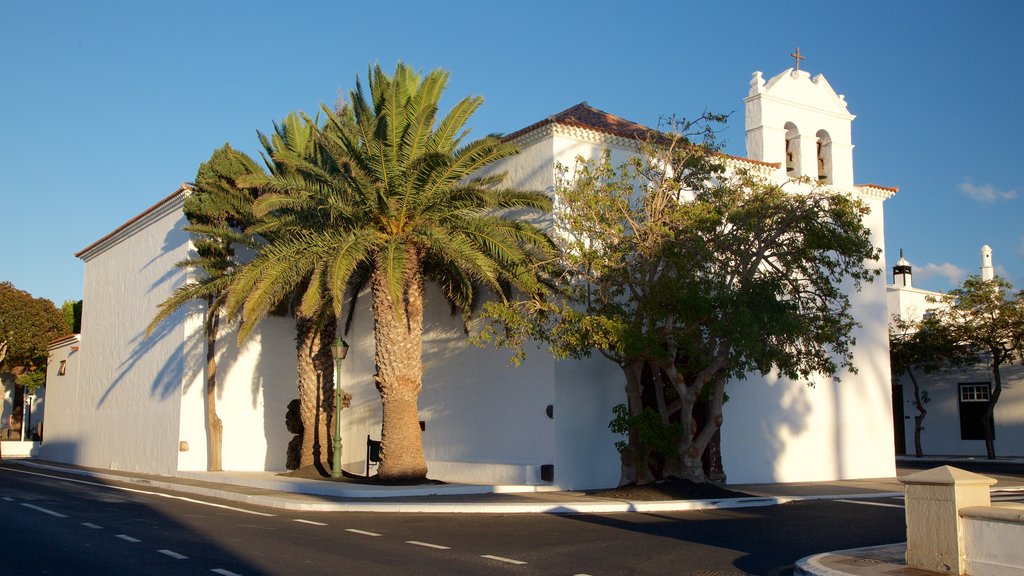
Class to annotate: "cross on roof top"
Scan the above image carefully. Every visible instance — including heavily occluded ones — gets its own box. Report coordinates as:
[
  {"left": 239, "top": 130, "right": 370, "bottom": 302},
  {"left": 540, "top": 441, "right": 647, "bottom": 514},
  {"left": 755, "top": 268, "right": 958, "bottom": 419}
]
[{"left": 790, "top": 47, "right": 806, "bottom": 71}]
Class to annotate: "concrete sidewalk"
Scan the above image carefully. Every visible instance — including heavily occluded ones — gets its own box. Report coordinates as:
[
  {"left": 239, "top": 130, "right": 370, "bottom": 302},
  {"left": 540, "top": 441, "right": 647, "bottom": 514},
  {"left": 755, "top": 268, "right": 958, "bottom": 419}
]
[
  {"left": 7, "top": 457, "right": 909, "bottom": 514},
  {"left": 793, "top": 543, "right": 947, "bottom": 576}
]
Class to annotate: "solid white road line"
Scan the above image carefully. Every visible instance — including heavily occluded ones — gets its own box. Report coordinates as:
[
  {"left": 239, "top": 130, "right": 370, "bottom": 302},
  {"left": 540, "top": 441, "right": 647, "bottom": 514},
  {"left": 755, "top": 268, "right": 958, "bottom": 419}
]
[
  {"left": 293, "top": 519, "right": 327, "bottom": 526},
  {"left": 116, "top": 534, "right": 141, "bottom": 543},
  {"left": 481, "top": 555, "right": 527, "bottom": 565},
  {"left": 406, "top": 540, "right": 450, "bottom": 550},
  {"left": 211, "top": 570, "right": 244, "bottom": 576},
  {"left": 158, "top": 549, "right": 188, "bottom": 560},
  {"left": 2, "top": 467, "right": 275, "bottom": 517},
  {"left": 20, "top": 503, "right": 68, "bottom": 517},
  {"left": 82, "top": 522, "right": 103, "bottom": 529},
  {"left": 345, "top": 528, "right": 382, "bottom": 536},
  {"left": 835, "top": 499, "right": 905, "bottom": 509}
]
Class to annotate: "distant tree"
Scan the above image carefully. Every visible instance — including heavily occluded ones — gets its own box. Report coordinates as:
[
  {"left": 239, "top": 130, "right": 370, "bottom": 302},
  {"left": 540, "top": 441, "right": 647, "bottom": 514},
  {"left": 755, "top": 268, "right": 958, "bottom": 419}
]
[
  {"left": 0, "top": 282, "right": 66, "bottom": 436},
  {"left": 928, "top": 276, "right": 1024, "bottom": 459},
  {"left": 60, "top": 299, "right": 82, "bottom": 333},
  {"left": 889, "top": 313, "right": 975, "bottom": 458},
  {"left": 0, "top": 282, "right": 67, "bottom": 386},
  {"left": 478, "top": 120, "right": 879, "bottom": 485}
]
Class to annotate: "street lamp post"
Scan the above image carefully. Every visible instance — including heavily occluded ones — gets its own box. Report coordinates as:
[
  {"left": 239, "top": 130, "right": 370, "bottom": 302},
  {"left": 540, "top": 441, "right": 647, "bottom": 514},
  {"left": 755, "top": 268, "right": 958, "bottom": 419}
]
[{"left": 331, "top": 337, "right": 349, "bottom": 479}]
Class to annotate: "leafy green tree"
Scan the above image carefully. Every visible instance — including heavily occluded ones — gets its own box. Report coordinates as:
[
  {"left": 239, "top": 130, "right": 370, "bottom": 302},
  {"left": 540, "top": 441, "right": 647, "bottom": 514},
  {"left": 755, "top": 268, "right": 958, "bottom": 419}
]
[
  {"left": 228, "top": 63, "right": 557, "bottom": 481},
  {"left": 928, "top": 276, "right": 1024, "bottom": 459},
  {"left": 889, "top": 313, "right": 975, "bottom": 458},
  {"left": 478, "top": 122, "right": 879, "bottom": 485},
  {"left": 0, "top": 282, "right": 67, "bottom": 384},
  {"left": 60, "top": 300, "right": 82, "bottom": 333}
]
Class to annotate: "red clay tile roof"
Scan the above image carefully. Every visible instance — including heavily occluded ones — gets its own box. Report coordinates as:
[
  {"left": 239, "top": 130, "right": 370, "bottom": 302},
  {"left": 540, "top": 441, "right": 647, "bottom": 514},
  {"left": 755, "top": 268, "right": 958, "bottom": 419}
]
[
  {"left": 503, "top": 101, "right": 655, "bottom": 141},
  {"left": 503, "top": 102, "right": 780, "bottom": 168},
  {"left": 503, "top": 102, "right": 658, "bottom": 143},
  {"left": 857, "top": 183, "right": 899, "bottom": 193}
]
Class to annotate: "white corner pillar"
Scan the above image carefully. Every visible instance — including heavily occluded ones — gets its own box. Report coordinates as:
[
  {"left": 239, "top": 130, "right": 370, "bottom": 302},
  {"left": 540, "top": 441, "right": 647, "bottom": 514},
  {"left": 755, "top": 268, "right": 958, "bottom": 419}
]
[{"left": 900, "top": 465, "right": 996, "bottom": 575}]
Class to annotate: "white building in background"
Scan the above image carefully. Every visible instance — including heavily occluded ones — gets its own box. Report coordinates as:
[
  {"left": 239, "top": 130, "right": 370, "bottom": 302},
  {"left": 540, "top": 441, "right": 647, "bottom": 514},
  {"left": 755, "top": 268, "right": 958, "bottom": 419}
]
[
  {"left": 41, "top": 66, "right": 898, "bottom": 488},
  {"left": 888, "top": 246, "right": 1024, "bottom": 457}
]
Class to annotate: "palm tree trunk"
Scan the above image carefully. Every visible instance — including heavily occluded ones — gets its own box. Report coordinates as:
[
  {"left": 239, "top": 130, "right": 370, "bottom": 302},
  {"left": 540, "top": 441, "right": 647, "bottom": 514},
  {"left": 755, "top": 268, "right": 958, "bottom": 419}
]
[
  {"left": 205, "top": 300, "right": 223, "bottom": 471},
  {"left": 295, "top": 314, "right": 327, "bottom": 472},
  {"left": 317, "top": 318, "right": 337, "bottom": 470},
  {"left": 372, "top": 253, "right": 428, "bottom": 481}
]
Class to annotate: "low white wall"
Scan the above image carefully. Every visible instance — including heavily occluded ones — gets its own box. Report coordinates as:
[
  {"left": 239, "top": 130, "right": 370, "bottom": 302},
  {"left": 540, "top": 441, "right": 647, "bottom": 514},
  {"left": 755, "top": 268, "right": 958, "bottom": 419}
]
[
  {"left": 1, "top": 441, "right": 41, "bottom": 458},
  {"left": 962, "top": 504, "right": 1024, "bottom": 576}
]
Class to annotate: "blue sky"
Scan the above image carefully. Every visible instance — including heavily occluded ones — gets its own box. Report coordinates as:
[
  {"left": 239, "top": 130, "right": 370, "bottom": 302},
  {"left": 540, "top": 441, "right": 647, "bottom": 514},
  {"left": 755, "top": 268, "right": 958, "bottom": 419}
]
[{"left": 2, "top": 1, "right": 1022, "bottom": 307}]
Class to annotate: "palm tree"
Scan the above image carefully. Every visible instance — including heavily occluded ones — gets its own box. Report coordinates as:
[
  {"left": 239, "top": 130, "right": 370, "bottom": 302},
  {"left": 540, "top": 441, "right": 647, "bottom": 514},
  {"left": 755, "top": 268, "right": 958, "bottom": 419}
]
[
  {"left": 148, "top": 144, "right": 262, "bottom": 471},
  {"left": 228, "top": 63, "right": 557, "bottom": 481}
]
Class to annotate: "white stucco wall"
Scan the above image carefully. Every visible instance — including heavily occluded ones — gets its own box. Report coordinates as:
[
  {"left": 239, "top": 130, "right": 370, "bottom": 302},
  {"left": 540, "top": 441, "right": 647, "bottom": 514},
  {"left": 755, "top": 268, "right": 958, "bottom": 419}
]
[
  {"left": 722, "top": 190, "right": 895, "bottom": 484},
  {"left": 887, "top": 284, "right": 942, "bottom": 323},
  {"left": 338, "top": 283, "right": 563, "bottom": 484},
  {"left": 897, "top": 363, "right": 1023, "bottom": 458},
  {"left": 40, "top": 336, "right": 81, "bottom": 439},
  {"left": 176, "top": 315, "right": 297, "bottom": 472},
  {"left": 41, "top": 194, "right": 191, "bottom": 475},
  {"left": 553, "top": 354, "right": 624, "bottom": 489}
]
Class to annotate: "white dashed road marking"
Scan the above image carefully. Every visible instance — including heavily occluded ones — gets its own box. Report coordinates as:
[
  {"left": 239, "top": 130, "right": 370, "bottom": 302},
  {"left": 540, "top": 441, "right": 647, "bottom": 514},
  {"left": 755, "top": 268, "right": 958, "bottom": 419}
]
[
  {"left": 20, "top": 503, "right": 67, "bottom": 517},
  {"left": 158, "top": 549, "right": 188, "bottom": 560},
  {"left": 345, "top": 528, "right": 382, "bottom": 536},
  {"left": 835, "top": 499, "right": 904, "bottom": 509},
  {"left": 211, "top": 569, "right": 243, "bottom": 576},
  {"left": 481, "top": 554, "right": 527, "bottom": 565},
  {"left": 2, "top": 497, "right": 14, "bottom": 501},
  {"left": 293, "top": 519, "right": 327, "bottom": 526},
  {"left": 406, "top": 540, "right": 450, "bottom": 550},
  {"left": 116, "top": 534, "right": 141, "bottom": 543},
  {"left": 82, "top": 523, "right": 103, "bottom": 529}
]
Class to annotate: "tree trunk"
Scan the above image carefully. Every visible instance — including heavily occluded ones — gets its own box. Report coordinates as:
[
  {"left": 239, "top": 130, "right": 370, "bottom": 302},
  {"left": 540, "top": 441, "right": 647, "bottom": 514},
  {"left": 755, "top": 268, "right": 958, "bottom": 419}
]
[
  {"left": 671, "top": 374, "right": 725, "bottom": 482},
  {"left": 618, "top": 360, "right": 654, "bottom": 486},
  {"left": 906, "top": 367, "right": 926, "bottom": 459},
  {"left": 372, "top": 252, "right": 428, "bottom": 481},
  {"left": 205, "top": 302, "right": 223, "bottom": 472},
  {"left": 984, "top": 362, "right": 1003, "bottom": 460},
  {"left": 295, "top": 314, "right": 327, "bottom": 473},
  {"left": 318, "top": 319, "right": 337, "bottom": 471}
]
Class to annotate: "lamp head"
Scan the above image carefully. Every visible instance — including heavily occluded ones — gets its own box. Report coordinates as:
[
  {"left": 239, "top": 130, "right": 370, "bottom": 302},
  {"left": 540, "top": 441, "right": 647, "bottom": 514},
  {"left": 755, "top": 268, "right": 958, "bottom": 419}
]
[{"left": 332, "top": 337, "right": 349, "bottom": 361}]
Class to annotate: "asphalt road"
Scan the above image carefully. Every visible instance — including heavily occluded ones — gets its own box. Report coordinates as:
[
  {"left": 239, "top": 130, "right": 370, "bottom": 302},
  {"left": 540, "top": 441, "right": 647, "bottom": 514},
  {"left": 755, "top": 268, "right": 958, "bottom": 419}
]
[{"left": 2, "top": 462, "right": 1021, "bottom": 576}]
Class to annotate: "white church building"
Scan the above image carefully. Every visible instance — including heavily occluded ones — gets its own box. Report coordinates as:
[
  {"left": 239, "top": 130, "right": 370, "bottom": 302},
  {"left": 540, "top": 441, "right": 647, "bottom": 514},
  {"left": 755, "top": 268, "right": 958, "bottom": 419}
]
[
  {"left": 888, "top": 246, "right": 1024, "bottom": 458},
  {"left": 41, "top": 66, "right": 898, "bottom": 489}
]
